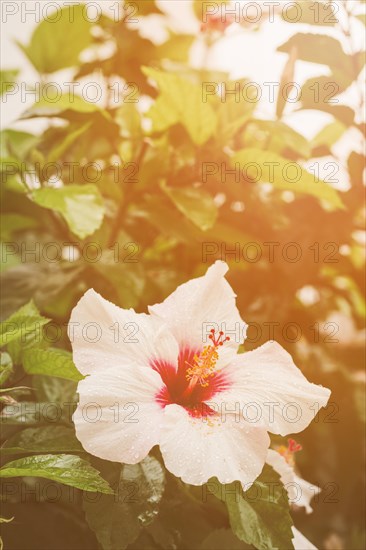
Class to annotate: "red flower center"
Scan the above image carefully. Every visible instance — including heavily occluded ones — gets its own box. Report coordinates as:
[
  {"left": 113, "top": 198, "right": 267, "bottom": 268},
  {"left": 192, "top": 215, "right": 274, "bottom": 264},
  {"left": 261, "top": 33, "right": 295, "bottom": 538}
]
[{"left": 152, "top": 330, "right": 231, "bottom": 418}]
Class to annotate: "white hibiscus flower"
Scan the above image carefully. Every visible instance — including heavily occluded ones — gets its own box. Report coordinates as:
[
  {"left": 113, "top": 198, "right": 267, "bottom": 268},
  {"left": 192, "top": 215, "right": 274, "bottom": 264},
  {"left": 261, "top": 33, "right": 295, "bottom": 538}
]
[
  {"left": 267, "top": 439, "right": 321, "bottom": 549},
  {"left": 69, "top": 261, "right": 330, "bottom": 488},
  {"left": 267, "top": 439, "right": 321, "bottom": 514}
]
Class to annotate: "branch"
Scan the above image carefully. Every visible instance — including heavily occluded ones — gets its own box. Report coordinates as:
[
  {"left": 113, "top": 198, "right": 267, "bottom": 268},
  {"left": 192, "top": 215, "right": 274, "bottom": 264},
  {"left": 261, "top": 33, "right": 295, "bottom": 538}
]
[{"left": 107, "top": 139, "right": 149, "bottom": 247}]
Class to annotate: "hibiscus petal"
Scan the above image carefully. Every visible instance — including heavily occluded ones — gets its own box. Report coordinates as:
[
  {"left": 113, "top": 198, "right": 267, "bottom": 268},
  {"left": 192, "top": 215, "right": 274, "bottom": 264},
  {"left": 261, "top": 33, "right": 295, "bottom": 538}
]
[
  {"left": 159, "top": 403, "right": 269, "bottom": 486},
  {"left": 73, "top": 365, "right": 164, "bottom": 463},
  {"left": 207, "top": 341, "right": 331, "bottom": 435},
  {"left": 148, "top": 261, "right": 247, "bottom": 367},
  {"left": 292, "top": 527, "right": 317, "bottom": 550},
  {"left": 294, "top": 474, "right": 321, "bottom": 514},
  {"left": 69, "top": 288, "right": 179, "bottom": 375},
  {"left": 266, "top": 450, "right": 320, "bottom": 513}
]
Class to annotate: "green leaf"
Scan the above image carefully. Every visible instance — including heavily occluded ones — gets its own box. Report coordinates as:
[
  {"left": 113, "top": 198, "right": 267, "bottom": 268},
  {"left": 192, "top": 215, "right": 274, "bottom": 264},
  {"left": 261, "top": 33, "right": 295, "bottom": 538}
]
[
  {"left": 312, "top": 121, "right": 346, "bottom": 149},
  {"left": 0, "top": 401, "right": 63, "bottom": 425},
  {"left": 246, "top": 120, "right": 311, "bottom": 159},
  {"left": 276, "top": 45, "right": 297, "bottom": 119},
  {"left": 0, "top": 300, "right": 50, "bottom": 347},
  {"left": 92, "top": 251, "right": 145, "bottom": 309},
  {"left": 140, "top": 194, "right": 202, "bottom": 244},
  {"left": 143, "top": 67, "right": 217, "bottom": 145},
  {"left": 200, "top": 529, "right": 250, "bottom": 549},
  {"left": 278, "top": 34, "right": 350, "bottom": 75},
  {"left": 116, "top": 104, "right": 142, "bottom": 141},
  {"left": 304, "top": 102, "right": 355, "bottom": 126},
  {"left": 0, "top": 129, "right": 39, "bottom": 159},
  {"left": 22, "top": 347, "right": 83, "bottom": 382},
  {"left": 0, "top": 242, "right": 20, "bottom": 274},
  {"left": 0, "top": 454, "right": 113, "bottom": 493},
  {"left": 146, "top": 478, "right": 214, "bottom": 549},
  {"left": 0, "top": 70, "right": 19, "bottom": 97},
  {"left": 0, "top": 386, "right": 31, "bottom": 394},
  {"left": 5, "top": 302, "right": 57, "bottom": 364},
  {"left": 16, "top": 5, "right": 93, "bottom": 73},
  {"left": 333, "top": 275, "right": 365, "bottom": 318},
  {"left": 0, "top": 352, "right": 13, "bottom": 386},
  {"left": 33, "top": 375, "right": 77, "bottom": 404},
  {"left": 232, "top": 148, "right": 344, "bottom": 209},
  {"left": 353, "top": 50, "right": 366, "bottom": 75},
  {"left": 348, "top": 151, "right": 365, "bottom": 187},
  {"left": 282, "top": 1, "right": 338, "bottom": 26},
  {"left": 216, "top": 80, "right": 257, "bottom": 143},
  {"left": 47, "top": 122, "right": 92, "bottom": 163},
  {"left": 84, "top": 456, "right": 165, "bottom": 550},
  {"left": 207, "top": 465, "right": 294, "bottom": 550},
  {"left": 21, "top": 94, "right": 110, "bottom": 119},
  {"left": 1, "top": 213, "right": 39, "bottom": 240},
  {"left": 1, "top": 402, "right": 38, "bottom": 425},
  {"left": 300, "top": 74, "right": 351, "bottom": 113},
  {"left": 1, "top": 426, "right": 83, "bottom": 454},
  {"left": 31, "top": 184, "right": 105, "bottom": 239},
  {"left": 0, "top": 156, "right": 22, "bottom": 179},
  {"left": 279, "top": 36, "right": 364, "bottom": 118},
  {"left": 157, "top": 33, "right": 195, "bottom": 62},
  {"left": 133, "top": 0, "right": 163, "bottom": 15},
  {"left": 161, "top": 182, "right": 218, "bottom": 231}
]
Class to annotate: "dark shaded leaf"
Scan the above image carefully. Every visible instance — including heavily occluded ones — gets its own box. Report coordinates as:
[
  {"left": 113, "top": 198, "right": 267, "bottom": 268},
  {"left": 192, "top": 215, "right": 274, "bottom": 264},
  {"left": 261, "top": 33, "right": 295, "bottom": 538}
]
[
  {"left": 83, "top": 456, "right": 165, "bottom": 550},
  {"left": 207, "top": 465, "right": 294, "bottom": 550},
  {"left": 1, "top": 425, "right": 83, "bottom": 454}
]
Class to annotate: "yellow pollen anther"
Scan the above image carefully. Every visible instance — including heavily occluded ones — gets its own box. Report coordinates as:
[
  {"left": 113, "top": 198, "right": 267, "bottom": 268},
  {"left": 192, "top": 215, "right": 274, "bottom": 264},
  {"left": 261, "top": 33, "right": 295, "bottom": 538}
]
[
  {"left": 186, "top": 345, "right": 219, "bottom": 388},
  {"left": 184, "top": 330, "right": 230, "bottom": 396}
]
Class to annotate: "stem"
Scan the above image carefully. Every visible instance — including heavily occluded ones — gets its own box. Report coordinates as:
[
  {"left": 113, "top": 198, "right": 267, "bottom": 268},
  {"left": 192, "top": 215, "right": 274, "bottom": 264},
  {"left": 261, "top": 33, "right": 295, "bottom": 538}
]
[
  {"left": 106, "top": 76, "right": 114, "bottom": 109},
  {"left": 20, "top": 172, "right": 32, "bottom": 192},
  {"left": 201, "top": 36, "right": 212, "bottom": 73},
  {"left": 107, "top": 139, "right": 149, "bottom": 247}
]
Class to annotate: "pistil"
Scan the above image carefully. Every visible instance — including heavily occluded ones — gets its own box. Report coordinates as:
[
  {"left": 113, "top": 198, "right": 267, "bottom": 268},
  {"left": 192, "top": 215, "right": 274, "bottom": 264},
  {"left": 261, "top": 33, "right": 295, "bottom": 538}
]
[
  {"left": 183, "top": 329, "right": 230, "bottom": 398},
  {"left": 277, "top": 438, "right": 303, "bottom": 466}
]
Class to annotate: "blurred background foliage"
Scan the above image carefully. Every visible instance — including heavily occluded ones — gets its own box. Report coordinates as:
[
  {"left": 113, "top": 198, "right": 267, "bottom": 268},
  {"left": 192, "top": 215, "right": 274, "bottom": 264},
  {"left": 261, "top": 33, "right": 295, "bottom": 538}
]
[{"left": 0, "top": 1, "right": 365, "bottom": 549}]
